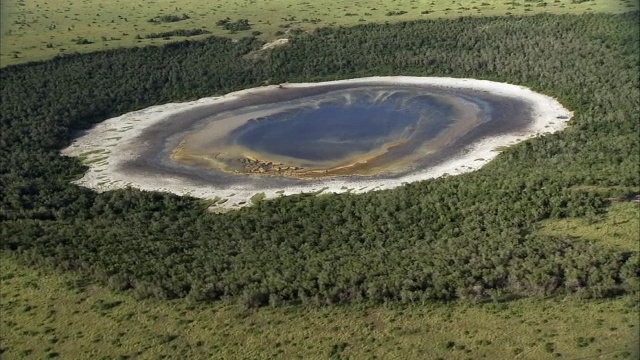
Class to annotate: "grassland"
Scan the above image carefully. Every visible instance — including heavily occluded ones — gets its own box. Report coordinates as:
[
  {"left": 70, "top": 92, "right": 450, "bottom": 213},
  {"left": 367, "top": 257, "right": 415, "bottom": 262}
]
[
  {"left": 1, "top": 255, "right": 638, "bottom": 359},
  {"left": 1, "top": 0, "right": 638, "bottom": 67},
  {"left": 538, "top": 202, "right": 640, "bottom": 252},
  {"left": 1, "top": 202, "right": 638, "bottom": 359}
]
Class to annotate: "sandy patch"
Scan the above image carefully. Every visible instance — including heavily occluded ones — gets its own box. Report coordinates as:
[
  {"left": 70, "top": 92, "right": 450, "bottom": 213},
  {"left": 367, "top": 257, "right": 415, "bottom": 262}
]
[
  {"left": 61, "top": 76, "right": 572, "bottom": 210},
  {"left": 261, "top": 38, "right": 289, "bottom": 50}
]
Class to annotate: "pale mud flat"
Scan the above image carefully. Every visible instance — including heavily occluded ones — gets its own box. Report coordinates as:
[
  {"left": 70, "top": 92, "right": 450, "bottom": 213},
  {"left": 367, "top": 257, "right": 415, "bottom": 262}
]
[{"left": 61, "top": 76, "right": 573, "bottom": 210}]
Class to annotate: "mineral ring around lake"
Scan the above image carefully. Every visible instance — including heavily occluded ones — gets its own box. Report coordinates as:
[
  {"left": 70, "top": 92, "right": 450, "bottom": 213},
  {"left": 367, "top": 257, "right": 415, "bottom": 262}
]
[{"left": 62, "top": 77, "right": 573, "bottom": 210}]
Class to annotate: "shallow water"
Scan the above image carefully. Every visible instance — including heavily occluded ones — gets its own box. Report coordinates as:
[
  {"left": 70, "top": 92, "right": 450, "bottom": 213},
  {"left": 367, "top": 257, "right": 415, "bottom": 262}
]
[
  {"left": 231, "top": 91, "right": 451, "bottom": 162},
  {"left": 172, "top": 86, "right": 487, "bottom": 177}
]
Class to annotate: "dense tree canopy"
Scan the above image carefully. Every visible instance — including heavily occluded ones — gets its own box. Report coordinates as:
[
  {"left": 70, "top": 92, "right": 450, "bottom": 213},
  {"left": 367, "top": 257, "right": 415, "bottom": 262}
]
[{"left": 0, "top": 12, "right": 638, "bottom": 307}]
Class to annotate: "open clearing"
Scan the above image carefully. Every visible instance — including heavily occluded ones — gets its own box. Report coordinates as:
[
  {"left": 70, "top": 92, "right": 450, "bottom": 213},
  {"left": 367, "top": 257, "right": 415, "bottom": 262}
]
[
  {"left": 1, "top": 0, "right": 637, "bottom": 66},
  {"left": 538, "top": 201, "right": 640, "bottom": 252}
]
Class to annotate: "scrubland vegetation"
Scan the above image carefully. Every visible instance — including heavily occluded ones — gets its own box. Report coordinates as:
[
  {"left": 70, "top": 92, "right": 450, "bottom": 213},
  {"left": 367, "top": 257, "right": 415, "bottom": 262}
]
[
  {"left": 1, "top": 252, "right": 637, "bottom": 359},
  {"left": 2, "top": 11, "right": 638, "bottom": 306},
  {"left": 1, "top": 0, "right": 638, "bottom": 66},
  {"left": 0, "top": 6, "right": 638, "bottom": 359}
]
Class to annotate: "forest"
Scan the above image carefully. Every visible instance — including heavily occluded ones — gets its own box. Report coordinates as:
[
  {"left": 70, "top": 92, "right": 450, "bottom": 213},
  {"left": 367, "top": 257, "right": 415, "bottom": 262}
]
[{"left": 0, "top": 12, "right": 638, "bottom": 308}]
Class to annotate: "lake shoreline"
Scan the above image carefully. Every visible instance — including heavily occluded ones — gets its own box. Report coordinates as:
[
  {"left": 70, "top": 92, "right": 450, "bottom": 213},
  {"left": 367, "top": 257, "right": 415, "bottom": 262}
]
[{"left": 61, "top": 76, "right": 573, "bottom": 209}]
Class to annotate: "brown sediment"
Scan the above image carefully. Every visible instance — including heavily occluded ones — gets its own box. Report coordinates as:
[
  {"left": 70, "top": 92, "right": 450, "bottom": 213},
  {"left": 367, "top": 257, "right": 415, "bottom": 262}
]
[
  {"left": 170, "top": 120, "right": 461, "bottom": 179},
  {"left": 172, "top": 136, "right": 413, "bottom": 178},
  {"left": 170, "top": 91, "right": 483, "bottom": 179}
]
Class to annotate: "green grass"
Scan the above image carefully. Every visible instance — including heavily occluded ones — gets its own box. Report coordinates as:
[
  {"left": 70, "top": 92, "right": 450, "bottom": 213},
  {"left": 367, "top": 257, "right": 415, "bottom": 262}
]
[
  {"left": 2, "top": 251, "right": 639, "bottom": 359},
  {"left": 250, "top": 192, "right": 266, "bottom": 204},
  {"left": 76, "top": 149, "right": 108, "bottom": 161},
  {"left": 537, "top": 202, "right": 640, "bottom": 252},
  {"left": 2, "top": 0, "right": 637, "bottom": 67},
  {"left": 82, "top": 156, "right": 109, "bottom": 165},
  {"left": 2, "top": 194, "right": 637, "bottom": 358}
]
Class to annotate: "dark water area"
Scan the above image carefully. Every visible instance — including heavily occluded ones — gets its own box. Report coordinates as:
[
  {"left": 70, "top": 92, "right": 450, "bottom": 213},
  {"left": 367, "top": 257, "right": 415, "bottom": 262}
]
[
  {"left": 228, "top": 91, "right": 454, "bottom": 164},
  {"left": 120, "top": 81, "right": 533, "bottom": 188},
  {"left": 171, "top": 86, "right": 485, "bottom": 177}
]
